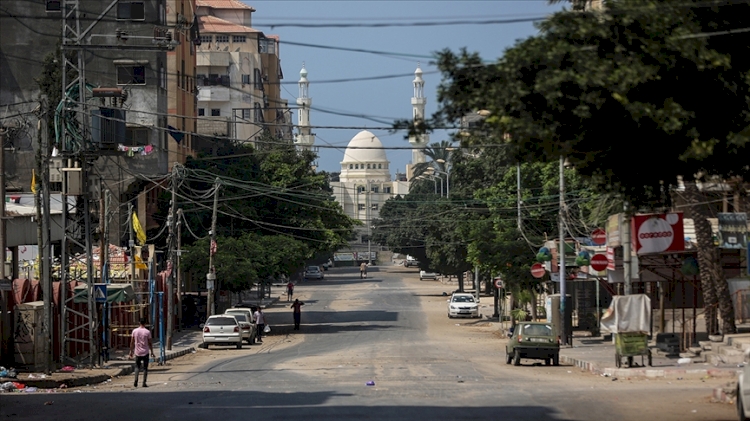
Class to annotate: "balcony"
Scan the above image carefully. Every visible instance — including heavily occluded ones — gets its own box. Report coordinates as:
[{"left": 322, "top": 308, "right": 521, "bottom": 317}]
[
  {"left": 197, "top": 51, "right": 230, "bottom": 67},
  {"left": 197, "top": 86, "right": 230, "bottom": 102}
]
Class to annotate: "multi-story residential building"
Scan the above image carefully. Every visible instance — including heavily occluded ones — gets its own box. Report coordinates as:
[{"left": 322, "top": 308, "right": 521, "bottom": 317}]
[
  {"left": 166, "top": 0, "right": 199, "bottom": 167},
  {"left": 195, "top": 0, "right": 292, "bottom": 146},
  {"left": 0, "top": 0, "right": 198, "bottom": 243}
]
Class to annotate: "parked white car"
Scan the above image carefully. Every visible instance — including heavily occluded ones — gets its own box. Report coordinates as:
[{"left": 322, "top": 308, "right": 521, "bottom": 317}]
[
  {"left": 737, "top": 352, "right": 750, "bottom": 420},
  {"left": 225, "top": 309, "right": 256, "bottom": 344},
  {"left": 304, "top": 265, "right": 324, "bottom": 280},
  {"left": 419, "top": 270, "right": 439, "bottom": 280},
  {"left": 202, "top": 315, "right": 243, "bottom": 349},
  {"left": 447, "top": 293, "right": 480, "bottom": 318}
]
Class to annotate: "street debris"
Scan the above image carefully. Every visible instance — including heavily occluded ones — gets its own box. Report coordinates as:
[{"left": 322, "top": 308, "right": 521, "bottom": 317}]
[
  {"left": 61, "top": 366, "right": 76, "bottom": 373},
  {"left": 366, "top": 381, "right": 375, "bottom": 386},
  {"left": 44, "top": 401, "right": 54, "bottom": 405}
]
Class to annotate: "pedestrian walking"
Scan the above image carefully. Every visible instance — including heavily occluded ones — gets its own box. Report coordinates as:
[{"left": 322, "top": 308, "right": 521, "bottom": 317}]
[
  {"left": 254, "top": 308, "right": 265, "bottom": 343},
  {"left": 129, "top": 318, "right": 155, "bottom": 388},
  {"left": 360, "top": 262, "right": 368, "bottom": 279},
  {"left": 287, "top": 281, "right": 294, "bottom": 301},
  {"left": 290, "top": 299, "right": 305, "bottom": 330}
]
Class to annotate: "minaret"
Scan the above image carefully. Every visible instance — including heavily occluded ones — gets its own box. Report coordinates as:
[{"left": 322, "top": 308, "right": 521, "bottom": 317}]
[
  {"left": 408, "top": 64, "right": 429, "bottom": 164},
  {"left": 295, "top": 64, "right": 315, "bottom": 150}
]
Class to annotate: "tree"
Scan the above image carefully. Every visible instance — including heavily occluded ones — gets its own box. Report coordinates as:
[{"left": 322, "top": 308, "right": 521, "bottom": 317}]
[{"left": 429, "top": 0, "right": 749, "bottom": 333}]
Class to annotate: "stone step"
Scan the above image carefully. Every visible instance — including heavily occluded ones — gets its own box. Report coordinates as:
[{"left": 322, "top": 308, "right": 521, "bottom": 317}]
[
  {"left": 709, "top": 352, "right": 745, "bottom": 365},
  {"left": 687, "top": 347, "right": 702, "bottom": 355},
  {"left": 699, "top": 340, "right": 713, "bottom": 351}
]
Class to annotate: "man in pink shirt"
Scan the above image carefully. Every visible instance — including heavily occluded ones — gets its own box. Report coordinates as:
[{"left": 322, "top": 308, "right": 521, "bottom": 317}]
[{"left": 129, "top": 318, "right": 154, "bottom": 388}]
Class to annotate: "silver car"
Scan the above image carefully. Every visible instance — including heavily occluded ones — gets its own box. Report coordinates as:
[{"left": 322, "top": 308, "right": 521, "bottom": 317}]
[
  {"left": 304, "top": 265, "right": 324, "bottom": 280},
  {"left": 447, "top": 293, "right": 480, "bottom": 318},
  {"left": 202, "top": 315, "right": 242, "bottom": 349},
  {"left": 224, "top": 307, "right": 257, "bottom": 345}
]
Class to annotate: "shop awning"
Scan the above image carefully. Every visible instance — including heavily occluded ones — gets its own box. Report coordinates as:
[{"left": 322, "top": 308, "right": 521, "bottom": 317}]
[{"left": 73, "top": 283, "right": 136, "bottom": 303}]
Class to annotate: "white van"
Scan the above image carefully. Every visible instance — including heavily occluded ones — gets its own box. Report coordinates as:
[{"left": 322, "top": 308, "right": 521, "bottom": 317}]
[{"left": 405, "top": 255, "right": 419, "bottom": 268}]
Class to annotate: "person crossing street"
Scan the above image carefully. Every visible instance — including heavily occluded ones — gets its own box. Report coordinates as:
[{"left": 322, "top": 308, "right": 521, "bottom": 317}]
[{"left": 290, "top": 299, "right": 305, "bottom": 330}]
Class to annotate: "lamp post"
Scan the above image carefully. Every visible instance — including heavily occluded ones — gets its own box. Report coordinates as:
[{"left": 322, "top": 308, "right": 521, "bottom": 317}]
[
  {"left": 424, "top": 168, "right": 445, "bottom": 197},
  {"left": 416, "top": 175, "right": 438, "bottom": 194},
  {"left": 432, "top": 167, "right": 450, "bottom": 198}
]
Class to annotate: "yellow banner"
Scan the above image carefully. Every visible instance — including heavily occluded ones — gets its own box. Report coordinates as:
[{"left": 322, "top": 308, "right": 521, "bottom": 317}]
[{"left": 133, "top": 212, "right": 147, "bottom": 245}]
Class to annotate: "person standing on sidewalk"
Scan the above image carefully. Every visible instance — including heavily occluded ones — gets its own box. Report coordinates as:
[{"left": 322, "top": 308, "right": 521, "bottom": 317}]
[
  {"left": 360, "top": 262, "right": 368, "bottom": 279},
  {"left": 254, "top": 308, "right": 265, "bottom": 343},
  {"left": 290, "top": 299, "right": 305, "bottom": 330},
  {"left": 129, "top": 318, "right": 155, "bottom": 388},
  {"left": 287, "top": 281, "right": 294, "bottom": 301}
]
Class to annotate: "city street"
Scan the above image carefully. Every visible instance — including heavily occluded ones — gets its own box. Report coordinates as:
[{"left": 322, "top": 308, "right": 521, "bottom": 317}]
[{"left": 0, "top": 267, "right": 736, "bottom": 421}]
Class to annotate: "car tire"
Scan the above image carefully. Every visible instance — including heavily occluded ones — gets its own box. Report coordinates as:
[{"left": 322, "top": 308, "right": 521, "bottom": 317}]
[
  {"left": 513, "top": 350, "right": 521, "bottom": 366},
  {"left": 738, "top": 387, "right": 748, "bottom": 421},
  {"left": 552, "top": 353, "right": 560, "bottom": 366},
  {"left": 545, "top": 358, "right": 551, "bottom": 366},
  {"left": 236, "top": 341, "right": 242, "bottom": 350},
  {"left": 505, "top": 350, "right": 513, "bottom": 365}
]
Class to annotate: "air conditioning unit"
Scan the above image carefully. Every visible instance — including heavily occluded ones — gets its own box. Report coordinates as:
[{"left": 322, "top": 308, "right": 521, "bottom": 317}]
[{"left": 49, "top": 157, "right": 64, "bottom": 183}]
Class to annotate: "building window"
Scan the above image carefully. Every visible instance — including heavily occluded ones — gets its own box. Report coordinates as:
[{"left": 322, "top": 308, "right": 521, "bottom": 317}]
[
  {"left": 242, "top": 74, "right": 251, "bottom": 85},
  {"left": 355, "top": 164, "right": 359, "bottom": 169},
  {"left": 215, "top": 35, "right": 229, "bottom": 43},
  {"left": 357, "top": 186, "right": 365, "bottom": 193},
  {"left": 117, "top": 1, "right": 145, "bottom": 20},
  {"left": 233, "top": 35, "right": 246, "bottom": 43},
  {"left": 366, "top": 164, "right": 370, "bottom": 169},
  {"left": 371, "top": 186, "right": 379, "bottom": 193},
  {"left": 46, "top": 1, "right": 61, "bottom": 11},
  {"left": 349, "top": 164, "right": 353, "bottom": 169},
  {"left": 125, "top": 127, "right": 149, "bottom": 146},
  {"left": 211, "top": 109, "right": 220, "bottom": 117},
  {"left": 200, "top": 35, "right": 212, "bottom": 44},
  {"left": 371, "top": 204, "right": 379, "bottom": 211},
  {"left": 358, "top": 204, "right": 365, "bottom": 211},
  {"left": 254, "top": 102, "right": 264, "bottom": 122},
  {"left": 198, "top": 108, "right": 205, "bottom": 116},
  {"left": 254, "top": 68, "right": 263, "bottom": 90},
  {"left": 117, "top": 66, "right": 146, "bottom": 85},
  {"left": 384, "top": 187, "right": 391, "bottom": 194},
  {"left": 242, "top": 109, "right": 252, "bottom": 120},
  {"left": 378, "top": 164, "right": 382, "bottom": 169}
]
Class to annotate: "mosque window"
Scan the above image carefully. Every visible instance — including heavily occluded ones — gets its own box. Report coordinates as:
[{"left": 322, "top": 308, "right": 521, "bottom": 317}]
[
  {"left": 378, "top": 164, "right": 382, "bottom": 169},
  {"left": 371, "top": 186, "right": 379, "bottom": 193},
  {"left": 358, "top": 204, "right": 365, "bottom": 210},
  {"left": 367, "top": 164, "right": 371, "bottom": 169},
  {"left": 384, "top": 187, "right": 392, "bottom": 194},
  {"left": 355, "top": 164, "right": 359, "bottom": 169},
  {"left": 349, "top": 164, "right": 353, "bottom": 169}
]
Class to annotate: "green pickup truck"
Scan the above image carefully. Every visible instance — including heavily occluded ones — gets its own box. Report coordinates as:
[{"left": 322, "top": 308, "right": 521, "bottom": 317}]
[{"left": 505, "top": 322, "right": 560, "bottom": 366}]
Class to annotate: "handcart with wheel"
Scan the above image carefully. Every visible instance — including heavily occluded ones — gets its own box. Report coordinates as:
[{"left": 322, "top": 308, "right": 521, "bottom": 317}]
[{"left": 615, "top": 331, "right": 652, "bottom": 368}]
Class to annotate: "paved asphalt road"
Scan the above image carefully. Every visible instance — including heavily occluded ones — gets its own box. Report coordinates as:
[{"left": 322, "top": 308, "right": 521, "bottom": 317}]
[{"left": 0, "top": 267, "right": 736, "bottom": 421}]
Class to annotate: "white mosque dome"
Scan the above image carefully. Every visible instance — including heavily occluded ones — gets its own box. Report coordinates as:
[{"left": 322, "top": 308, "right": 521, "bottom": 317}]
[{"left": 342, "top": 130, "right": 388, "bottom": 164}]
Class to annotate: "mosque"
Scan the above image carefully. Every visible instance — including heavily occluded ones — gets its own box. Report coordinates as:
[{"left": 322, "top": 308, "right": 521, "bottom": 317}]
[{"left": 293, "top": 65, "right": 429, "bottom": 264}]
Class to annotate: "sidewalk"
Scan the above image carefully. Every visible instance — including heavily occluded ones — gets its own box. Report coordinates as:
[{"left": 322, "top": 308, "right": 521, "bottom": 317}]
[{"left": 1, "top": 293, "right": 284, "bottom": 391}]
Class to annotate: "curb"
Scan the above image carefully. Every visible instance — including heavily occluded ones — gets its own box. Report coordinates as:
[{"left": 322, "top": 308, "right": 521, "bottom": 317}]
[
  {"left": 561, "top": 354, "right": 739, "bottom": 379},
  {"left": 7, "top": 346, "right": 198, "bottom": 389}
]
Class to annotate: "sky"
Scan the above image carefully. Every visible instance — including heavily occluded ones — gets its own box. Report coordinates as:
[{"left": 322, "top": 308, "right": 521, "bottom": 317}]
[{"left": 247, "top": 1, "right": 565, "bottom": 176}]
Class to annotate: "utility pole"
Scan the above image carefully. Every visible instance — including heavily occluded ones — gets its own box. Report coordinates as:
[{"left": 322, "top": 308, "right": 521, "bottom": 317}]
[
  {"left": 207, "top": 178, "right": 220, "bottom": 317},
  {"left": 0, "top": 127, "right": 9, "bottom": 365},
  {"left": 623, "top": 203, "right": 632, "bottom": 295},
  {"left": 39, "top": 101, "right": 54, "bottom": 374},
  {"left": 166, "top": 165, "right": 177, "bottom": 349},
  {"left": 128, "top": 202, "right": 135, "bottom": 295},
  {"left": 176, "top": 208, "right": 182, "bottom": 331},
  {"left": 559, "top": 156, "right": 568, "bottom": 346}
]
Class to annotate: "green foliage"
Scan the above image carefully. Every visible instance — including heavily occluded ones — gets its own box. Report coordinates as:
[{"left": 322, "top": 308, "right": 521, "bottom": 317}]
[
  {"left": 181, "top": 233, "right": 310, "bottom": 292},
  {"left": 430, "top": 0, "right": 750, "bottom": 208},
  {"left": 178, "top": 135, "right": 356, "bottom": 258}
]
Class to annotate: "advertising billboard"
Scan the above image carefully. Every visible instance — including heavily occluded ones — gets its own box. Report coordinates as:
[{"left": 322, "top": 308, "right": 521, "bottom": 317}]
[{"left": 632, "top": 212, "right": 684, "bottom": 255}]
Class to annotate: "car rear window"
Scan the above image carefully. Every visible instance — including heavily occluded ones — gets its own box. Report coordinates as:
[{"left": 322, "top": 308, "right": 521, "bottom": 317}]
[
  {"left": 232, "top": 314, "right": 248, "bottom": 323},
  {"left": 522, "top": 324, "right": 553, "bottom": 336},
  {"left": 307, "top": 266, "right": 319, "bottom": 271},
  {"left": 206, "top": 317, "right": 237, "bottom": 326}
]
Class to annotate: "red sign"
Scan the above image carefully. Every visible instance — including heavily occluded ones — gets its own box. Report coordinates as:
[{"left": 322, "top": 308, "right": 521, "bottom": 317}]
[
  {"left": 591, "top": 228, "right": 606, "bottom": 245},
  {"left": 531, "top": 263, "right": 546, "bottom": 279},
  {"left": 632, "top": 212, "right": 684, "bottom": 255},
  {"left": 494, "top": 277, "right": 503, "bottom": 289},
  {"left": 590, "top": 254, "right": 608, "bottom": 271},
  {"left": 606, "top": 247, "right": 615, "bottom": 270}
]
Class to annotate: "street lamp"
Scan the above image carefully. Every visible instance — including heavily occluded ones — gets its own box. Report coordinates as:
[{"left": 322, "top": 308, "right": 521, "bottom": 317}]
[
  {"left": 431, "top": 165, "right": 450, "bottom": 198},
  {"left": 416, "top": 175, "right": 438, "bottom": 195},
  {"left": 424, "top": 168, "right": 446, "bottom": 197}
]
